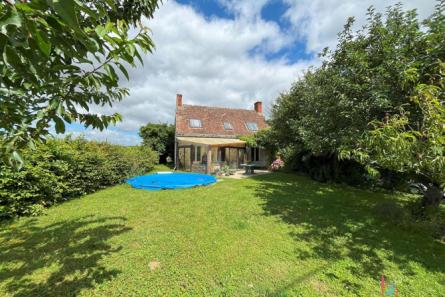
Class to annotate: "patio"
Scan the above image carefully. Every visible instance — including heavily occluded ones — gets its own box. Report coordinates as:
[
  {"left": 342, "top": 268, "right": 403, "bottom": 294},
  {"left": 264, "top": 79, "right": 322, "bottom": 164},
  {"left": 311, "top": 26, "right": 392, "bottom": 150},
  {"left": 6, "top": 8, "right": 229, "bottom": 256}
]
[
  {"left": 222, "top": 169, "right": 271, "bottom": 179},
  {"left": 175, "top": 136, "right": 268, "bottom": 174}
]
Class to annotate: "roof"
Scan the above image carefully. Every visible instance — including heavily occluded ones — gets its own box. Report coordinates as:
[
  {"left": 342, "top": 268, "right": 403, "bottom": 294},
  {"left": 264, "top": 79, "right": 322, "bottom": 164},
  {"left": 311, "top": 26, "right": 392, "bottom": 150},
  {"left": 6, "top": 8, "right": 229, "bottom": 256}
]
[
  {"left": 177, "top": 137, "right": 246, "bottom": 147},
  {"left": 175, "top": 104, "right": 268, "bottom": 138}
]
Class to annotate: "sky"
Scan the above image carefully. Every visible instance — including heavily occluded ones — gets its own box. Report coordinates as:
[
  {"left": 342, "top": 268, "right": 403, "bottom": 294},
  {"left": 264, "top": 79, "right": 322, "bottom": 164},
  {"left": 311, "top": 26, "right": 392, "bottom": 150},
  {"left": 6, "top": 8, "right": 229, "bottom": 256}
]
[{"left": 64, "top": 0, "right": 437, "bottom": 145}]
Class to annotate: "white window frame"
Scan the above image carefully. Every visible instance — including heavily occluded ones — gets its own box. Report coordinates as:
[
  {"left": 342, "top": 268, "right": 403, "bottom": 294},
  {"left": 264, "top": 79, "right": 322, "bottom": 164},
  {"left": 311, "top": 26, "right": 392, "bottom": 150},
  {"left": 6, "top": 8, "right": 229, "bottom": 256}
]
[
  {"left": 245, "top": 122, "right": 258, "bottom": 131},
  {"left": 194, "top": 145, "right": 201, "bottom": 162},
  {"left": 189, "top": 119, "right": 202, "bottom": 128},
  {"left": 223, "top": 122, "right": 233, "bottom": 130}
]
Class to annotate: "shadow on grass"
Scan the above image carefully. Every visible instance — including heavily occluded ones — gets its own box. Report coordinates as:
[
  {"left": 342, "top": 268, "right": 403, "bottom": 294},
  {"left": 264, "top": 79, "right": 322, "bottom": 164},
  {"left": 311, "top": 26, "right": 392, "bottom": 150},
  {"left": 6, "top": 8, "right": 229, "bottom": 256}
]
[
  {"left": 0, "top": 216, "right": 130, "bottom": 297},
  {"left": 266, "top": 265, "right": 328, "bottom": 297},
  {"left": 251, "top": 173, "right": 445, "bottom": 295}
]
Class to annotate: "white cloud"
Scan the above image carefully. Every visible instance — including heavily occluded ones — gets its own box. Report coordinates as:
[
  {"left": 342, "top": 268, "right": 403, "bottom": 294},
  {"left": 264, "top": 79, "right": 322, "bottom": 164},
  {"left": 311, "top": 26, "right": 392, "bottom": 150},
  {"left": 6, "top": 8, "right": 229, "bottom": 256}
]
[
  {"left": 71, "top": 0, "right": 436, "bottom": 146},
  {"left": 283, "top": 0, "right": 437, "bottom": 53},
  {"left": 82, "top": 0, "right": 315, "bottom": 143},
  {"left": 218, "top": 0, "right": 270, "bottom": 20}
]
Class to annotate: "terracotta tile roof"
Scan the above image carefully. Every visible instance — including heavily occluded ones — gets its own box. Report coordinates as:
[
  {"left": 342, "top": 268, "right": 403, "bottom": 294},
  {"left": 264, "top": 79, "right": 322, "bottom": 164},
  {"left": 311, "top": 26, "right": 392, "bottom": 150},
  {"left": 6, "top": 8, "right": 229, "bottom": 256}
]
[{"left": 175, "top": 104, "right": 268, "bottom": 138}]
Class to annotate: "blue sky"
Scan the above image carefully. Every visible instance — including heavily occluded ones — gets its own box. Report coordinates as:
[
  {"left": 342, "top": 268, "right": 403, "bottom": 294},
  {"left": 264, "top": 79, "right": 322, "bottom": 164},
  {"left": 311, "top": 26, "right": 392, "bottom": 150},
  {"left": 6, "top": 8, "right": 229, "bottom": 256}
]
[
  {"left": 175, "top": 0, "right": 312, "bottom": 62},
  {"left": 63, "top": 0, "right": 436, "bottom": 145},
  {"left": 176, "top": 0, "right": 233, "bottom": 19}
]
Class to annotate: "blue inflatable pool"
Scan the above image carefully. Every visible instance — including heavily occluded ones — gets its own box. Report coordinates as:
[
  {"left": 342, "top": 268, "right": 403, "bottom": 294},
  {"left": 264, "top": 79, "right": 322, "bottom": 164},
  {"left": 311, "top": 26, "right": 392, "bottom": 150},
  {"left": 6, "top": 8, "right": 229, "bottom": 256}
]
[{"left": 127, "top": 172, "right": 217, "bottom": 191}]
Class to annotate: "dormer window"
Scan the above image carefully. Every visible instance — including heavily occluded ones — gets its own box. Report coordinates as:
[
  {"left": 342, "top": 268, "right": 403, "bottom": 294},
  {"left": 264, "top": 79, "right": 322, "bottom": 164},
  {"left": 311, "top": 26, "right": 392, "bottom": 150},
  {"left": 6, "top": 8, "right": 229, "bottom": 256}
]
[
  {"left": 246, "top": 122, "right": 258, "bottom": 131},
  {"left": 189, "top": 119, "right": 202, "bottom": 128},
  {"left": 223, "top": 122, "right": 233, "bottom": 130}
]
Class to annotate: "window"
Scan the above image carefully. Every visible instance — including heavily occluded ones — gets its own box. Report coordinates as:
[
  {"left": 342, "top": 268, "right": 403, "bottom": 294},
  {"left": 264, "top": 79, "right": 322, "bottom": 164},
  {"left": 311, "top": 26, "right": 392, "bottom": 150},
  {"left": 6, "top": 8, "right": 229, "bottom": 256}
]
[
  {"left": 218, "top": 148, "right": 226, "bottom": 162},
  {"left": 223, "top": 122, "right": 233, "bottom": 130},
  {"left": 250, "top": 147, "right": 260, "bottom": 161},
  {"left": 246, "top": 122, "right": 258, "bottom": 131},
  {"left": 192, "top": 145, "right": 201, "bottom": 162},
  {"left": 189, "top": 119, "right": 202, "bottom": 128}
]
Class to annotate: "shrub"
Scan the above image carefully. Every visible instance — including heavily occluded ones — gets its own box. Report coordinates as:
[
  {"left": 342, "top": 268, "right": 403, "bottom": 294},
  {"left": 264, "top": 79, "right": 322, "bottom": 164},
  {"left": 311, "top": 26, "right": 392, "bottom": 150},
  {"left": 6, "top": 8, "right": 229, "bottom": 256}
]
[
  {"left": 0, "top": 137, "right": 158, "bottom": 219},
  {"left": 216, "top": 165, "right": 233, "bottom": 176},
  {"left": 270, "top": 158, "right": 284, "bottom": 171}
]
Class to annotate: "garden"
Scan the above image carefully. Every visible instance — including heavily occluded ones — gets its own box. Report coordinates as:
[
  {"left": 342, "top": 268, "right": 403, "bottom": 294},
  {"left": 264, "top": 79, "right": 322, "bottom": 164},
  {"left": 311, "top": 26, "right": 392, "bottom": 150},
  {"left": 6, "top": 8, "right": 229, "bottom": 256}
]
[
  {"left": 1, "top": 169, "right": 444, "bottom": 296},
  {"left": 0, "top": 1, "right": 444, "bottom": 296}
]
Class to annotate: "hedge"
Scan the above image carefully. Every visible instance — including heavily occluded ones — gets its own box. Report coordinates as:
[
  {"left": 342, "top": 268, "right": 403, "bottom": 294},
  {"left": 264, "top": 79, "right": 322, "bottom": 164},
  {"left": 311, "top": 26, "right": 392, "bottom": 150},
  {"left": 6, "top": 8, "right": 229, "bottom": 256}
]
[{"left": 0, "top": 137, "right": 158, "bottom": 218}]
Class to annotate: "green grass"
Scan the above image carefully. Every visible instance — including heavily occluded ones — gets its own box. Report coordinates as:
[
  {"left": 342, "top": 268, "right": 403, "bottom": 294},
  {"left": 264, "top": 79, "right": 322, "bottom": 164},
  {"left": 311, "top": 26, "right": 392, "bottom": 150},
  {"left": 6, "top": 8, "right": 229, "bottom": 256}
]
[{"left": 1, "top": 170, "right": 444, "bottom": 296}]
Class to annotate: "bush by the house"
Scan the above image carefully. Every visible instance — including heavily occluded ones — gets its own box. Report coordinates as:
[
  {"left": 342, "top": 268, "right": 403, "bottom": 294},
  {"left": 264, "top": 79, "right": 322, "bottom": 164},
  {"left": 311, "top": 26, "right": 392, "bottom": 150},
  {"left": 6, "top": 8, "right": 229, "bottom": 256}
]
[
  {"left": 270, "top": 158, "right": 284, "bottom": 171},
  {"left": 0, "top": 137, "right": 158, "bottom": 219}
]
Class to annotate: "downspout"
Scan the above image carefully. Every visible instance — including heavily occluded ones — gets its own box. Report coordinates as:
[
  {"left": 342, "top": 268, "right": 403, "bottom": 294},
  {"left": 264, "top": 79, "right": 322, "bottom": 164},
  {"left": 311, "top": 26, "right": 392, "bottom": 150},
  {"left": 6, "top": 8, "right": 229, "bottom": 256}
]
[
  {"left": 174, "top": 119, "right": 177, "bottom": 171},
  {"left": 174, "top": 94, "right": 182, "bottom": 171},
  {"left": 174, "top": 137, "right": 177, "bottom": 171}
]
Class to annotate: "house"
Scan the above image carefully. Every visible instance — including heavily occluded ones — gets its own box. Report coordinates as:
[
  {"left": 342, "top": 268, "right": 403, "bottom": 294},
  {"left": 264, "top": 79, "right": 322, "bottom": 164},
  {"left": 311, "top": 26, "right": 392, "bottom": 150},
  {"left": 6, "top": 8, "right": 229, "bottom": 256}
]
[{"left": 174, "top": 94, "right": 270, "bottom": 174}]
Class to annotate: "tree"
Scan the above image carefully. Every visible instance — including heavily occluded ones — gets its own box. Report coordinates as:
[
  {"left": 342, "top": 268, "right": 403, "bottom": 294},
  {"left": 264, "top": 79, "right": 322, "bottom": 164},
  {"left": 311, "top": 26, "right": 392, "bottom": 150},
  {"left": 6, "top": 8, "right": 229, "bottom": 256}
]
[
  {"left": 0, "top": 0, "right": 161, "bottom": 167},
  {"left": 139, "top": 123, "right": 175, "bottom": 163},
  {"left": 273, "top": 4, "right": 431, "bottom": 155},
  {"left": 240, "top": 128, "right": 279, "bottom": 162},
  {"left": 344, "top": 62, "right": 445, "bottom": 208},
  {"left": 270, "top": 2, "right": 445, "bottom": 190}
]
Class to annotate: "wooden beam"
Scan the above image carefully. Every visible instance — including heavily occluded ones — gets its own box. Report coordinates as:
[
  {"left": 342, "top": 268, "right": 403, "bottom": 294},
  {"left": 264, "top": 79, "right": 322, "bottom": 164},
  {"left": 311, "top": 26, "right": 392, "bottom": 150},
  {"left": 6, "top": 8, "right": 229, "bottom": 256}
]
[
  {"left": 206, "top": 145, "right": 212, "bottom": 174},
  {"left": 236, "top": 148, "right": 239, "bottom": 167}
]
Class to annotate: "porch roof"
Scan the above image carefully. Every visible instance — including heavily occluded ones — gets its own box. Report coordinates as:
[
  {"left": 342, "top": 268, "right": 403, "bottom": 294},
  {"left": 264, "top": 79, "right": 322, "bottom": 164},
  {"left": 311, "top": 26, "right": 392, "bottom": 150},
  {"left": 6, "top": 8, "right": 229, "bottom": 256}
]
[{"left": 177, "top": 136, "right": 246, "bottom": 147}]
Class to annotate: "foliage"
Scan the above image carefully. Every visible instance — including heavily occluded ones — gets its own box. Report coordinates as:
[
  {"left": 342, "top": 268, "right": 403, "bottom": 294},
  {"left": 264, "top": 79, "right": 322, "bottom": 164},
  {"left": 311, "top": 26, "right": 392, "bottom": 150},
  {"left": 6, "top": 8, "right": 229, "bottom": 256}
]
[
  {"left": 0, "top": 0, "right": 160, "bottom": 166},
  {"left": 240, "top": 128, "right": 275, "bottom": 149},
  {"left": 217, "top": 164, "right": 232, "bottom": 176},
  {"left": 139, "top": 123, "right": 175, "bottom": 163},
  {"left": 0, "top": 137, "right": 158, "bottom": 218},
  {"left": 240, "top": 128, "right": 279, "bottom": 162},
  {"left": 281, "top": 147, "right": 368, "bottom": 185},
  {"left": 343, "top": 62, "right": 445, "bottom": 207},
  {"left": 345, "top": 64, "right": 445, "bottom": 186},
  {"left": 271, "top": 2, "right": 445, "bottom": 192},
  {"left": 0, "top": 172, "right": 443, "bottom": 296}
]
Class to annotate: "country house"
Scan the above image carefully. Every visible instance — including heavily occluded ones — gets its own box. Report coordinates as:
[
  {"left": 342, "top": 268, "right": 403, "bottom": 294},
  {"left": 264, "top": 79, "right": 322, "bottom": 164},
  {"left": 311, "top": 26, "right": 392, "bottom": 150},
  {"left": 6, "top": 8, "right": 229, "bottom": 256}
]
[{"left": 174, "top": 94, "right": 269, "bottom": 173}]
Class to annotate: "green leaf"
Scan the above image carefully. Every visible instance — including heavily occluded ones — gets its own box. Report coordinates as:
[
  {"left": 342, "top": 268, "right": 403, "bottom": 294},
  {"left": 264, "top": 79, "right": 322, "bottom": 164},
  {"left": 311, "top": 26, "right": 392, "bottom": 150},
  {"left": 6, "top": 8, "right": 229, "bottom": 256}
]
[
  {"left": 118, "top": 64, "right": 129, "bottom": 80},
  {"left": 56, "top": 102, "right": 65, "bottom": 115},
  {"left": 134, "top": 49, "right": 144, "bottom": 65},
  {"left": 35, "top": 30, "right": 51, "bottom": 57},
  {"left": 10, "top": 151, "right": 24, "bottom": 170},
  {"left": 104, "top": 64, "right": 118, "bottom": 80},
  {"left": 105, "top": 21, "right": 114, "bottom": 33},
  {"left": 54, "top": 117, "right": 66, "bottom": 134},
  {"left": 49, "top": 99, "right": 60, "bottom": 110},
  {"left": 0, "top": 7, "right": 22, "bottom": 29},
  {"left": 127, "top": 43, "right": 136, "bottom": 56},
  {"left": 62, "top": 113, "right": 73, "bottom": 124},
  {"left": 95, "top": 25, "right": 106, "bottom": 37},
  {"left": 50, "top": 0, "right": 80, "bottom": 29},
  {"left": 75, "top": 1, "right": 98, "bottom": 21},
  {"left": 15, "top": 3, "right": 36, "bottom": 13},
  {"left": 3, "top": 45, "right": 23, "bottom": 70},
  {"left": 104, "top": 0, "right": 117, "bottom": 10},
  {"left": 28, "top": 139, "right": 36, "bottom": 150}
]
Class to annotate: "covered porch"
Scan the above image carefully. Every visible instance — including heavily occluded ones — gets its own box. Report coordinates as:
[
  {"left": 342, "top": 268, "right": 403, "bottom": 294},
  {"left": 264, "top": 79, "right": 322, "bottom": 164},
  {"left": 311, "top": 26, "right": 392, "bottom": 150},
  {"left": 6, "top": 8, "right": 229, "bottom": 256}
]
[{"left": 175, "top": 137, "right": 248, "bottom": 174}]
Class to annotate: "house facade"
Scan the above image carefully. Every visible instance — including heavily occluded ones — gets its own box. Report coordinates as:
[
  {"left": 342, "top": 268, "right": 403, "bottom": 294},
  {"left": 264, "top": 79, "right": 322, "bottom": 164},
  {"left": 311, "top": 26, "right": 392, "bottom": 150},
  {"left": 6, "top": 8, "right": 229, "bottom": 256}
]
[{"left": 174, "top": 94, "right": 269, "bottom": 174}]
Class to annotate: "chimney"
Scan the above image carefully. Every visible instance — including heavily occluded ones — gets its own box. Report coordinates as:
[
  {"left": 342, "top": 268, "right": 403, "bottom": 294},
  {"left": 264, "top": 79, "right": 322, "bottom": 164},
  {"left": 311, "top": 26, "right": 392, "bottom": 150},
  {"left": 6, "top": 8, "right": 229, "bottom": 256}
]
[
  {"left": 176, "top": 94, "right": 183, "bottom": 108},
  {"left": 254, "top": 101, "right": 262, "bottom": 113}
]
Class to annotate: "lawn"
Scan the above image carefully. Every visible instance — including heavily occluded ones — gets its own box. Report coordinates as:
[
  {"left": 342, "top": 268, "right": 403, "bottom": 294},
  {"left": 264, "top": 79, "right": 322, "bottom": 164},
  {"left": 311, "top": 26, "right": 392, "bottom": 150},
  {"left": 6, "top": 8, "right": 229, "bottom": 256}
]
[{"left": 1, "top": 168, "right": 444, "bottom": 296}]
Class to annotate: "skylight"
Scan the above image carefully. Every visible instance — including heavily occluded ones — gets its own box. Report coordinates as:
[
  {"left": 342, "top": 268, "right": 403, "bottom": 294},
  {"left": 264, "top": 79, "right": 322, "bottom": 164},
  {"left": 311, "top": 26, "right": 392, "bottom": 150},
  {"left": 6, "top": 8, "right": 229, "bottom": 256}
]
[
  {"left": 223, "top": 122, "right": 233, "bottom": 130},
  {"left": 189, "top": 119, "right": 202, "bottom": 128},
  {"left": 246, "top": 122, "right": 258, "bottom": 131}
]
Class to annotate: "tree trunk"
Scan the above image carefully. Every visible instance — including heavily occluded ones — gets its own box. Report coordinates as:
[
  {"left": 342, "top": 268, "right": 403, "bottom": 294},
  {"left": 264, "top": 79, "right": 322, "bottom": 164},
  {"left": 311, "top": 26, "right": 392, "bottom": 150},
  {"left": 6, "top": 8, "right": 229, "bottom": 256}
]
[
  {"left": 332, "top": 153, "right": 339, "bottom": 181},
  {"left": 421, "top": 184, "right": 444, "bottom": 208}
]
